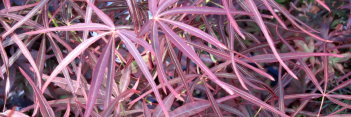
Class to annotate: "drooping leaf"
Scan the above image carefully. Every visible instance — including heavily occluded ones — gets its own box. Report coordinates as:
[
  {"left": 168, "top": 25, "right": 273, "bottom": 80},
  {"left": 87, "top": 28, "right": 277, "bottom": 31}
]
[
  {"left": 84, "top": 36, "right": 114, "bottom": 117},
  {"left": 1, "top": 21, "right": 42, "bottom": 90},
  {"left": 155, "top": 0, "right": 178, "bottom": 15},
  {"left": 159, "top": 6, "right": 250, "bottom": 16},
  {"left": 247, "top": 53, "right": 342, "bottom": 63},
  {"left": 0, "top": 2, "right": 38, "bottom": 13},
  {"left": 158, "top": 21, "right": 235, "bottom": 95},
  {"left": 35, "top": 37, "right": 46, "bottom": 88},
  {"left": 222, "top": 0, "right": 245, "bottom": 39},
  {"left": 160, "top": 18, "right": 228, "bottom": 49},
  {"left": 277, "top": 32, "right": 324, "bottom": 93},
  {"left": 153, "top": 87, "right": 181, "bottom": 117},
  {"left": 229, "top": 24, "right": 248, "bottom": 90},
  {"left": 0, "top": 110, "right": 30, "bottom": 117},
  {"left": 106, "top": 64, "right": 120, "bottom": 107},
  {"left": 241, "top": 0, "right": 297, "bottom": 79},
  {"left": 226, "top": 85, "right": 288, "bottom": 117},
  {"left": 18, "top": 67, "right": 55, "bottom": 117},
  {"left": 218, "top": 104, "right": 245, "bottom": 117},
  {"left": 116, "top": 31, "right": 170, "bottom": 117},
  {"left": 25, "top": 23, "right": 111, "bottom": 35},
  {"left": 120, "top": 30, "right": 155, "bottom": 56},
  {"left": 2, "top": 0, "right": 10, "bottom": 9},
  {"left": 119, "top": 65, "right": 131, "bottom": 93},
  {"left": 203, "top": 81, "right": 224, "bottom": 117},
  {"left": 267, "top": 0, "right": 331, "bottom": 42},
  {"left": 169, "top": 95, "right": 239, "bottom": 117},
  {"left": 101, "top": 89, "right": 138, "bottom": 116},
  {"left": 151, "top": 22, "right": 183, "bottom": 101},
  {"left": 169, "top": 101, "right": 209, "bottom": 117},
  {"left": 0, "top": 35, "right": 38, "bottom": 78},
  {"left": 261, "top": 0, "right": 287, "bottom": 29},
  {"left": 86, "top": 0, "right": 114, "bottom": 27},
  {"left": 0, "top": 36, "right": 9, "bottom": 79},
  {"left": 42, "top": 75, "right": 87, "bottom": 96},
  {"left": 166, "top": 39, "right": 193, "bottom": 102},
  {"left": 43, "top": 32, "right": 111, "bottom": 92},
  {"left": 149, "top": 0, "right": 157, "bottom": 15},
  {"left": 83, "top": 0, "right": 96, "bottom": 40},
  {"left": 1, "top": 0, "right": 50, "bottom": 38},
  {"left": 315, "top": 0, "right": 331, "bottom": 12}
]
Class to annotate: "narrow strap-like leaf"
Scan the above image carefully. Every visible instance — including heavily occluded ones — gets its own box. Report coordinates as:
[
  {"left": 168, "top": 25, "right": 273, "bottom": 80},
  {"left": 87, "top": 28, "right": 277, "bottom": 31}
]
[
  {"left": 117, "top": 31, "right": 170, "bottom": 117},
  {"left": 222, "top": 0, "right": 245, "bottom": 39},
  {"left": 203, "top": 80, "right": 224, "bottom": 117},
  {"left": 166, "top": 39, "right": 194, "bottom": 102},
  {"left": 1, "top": 0, "right": 49, "bottom": 38},
  {"left": 84, "top": 36, "right": 114, "bottom": 117},
  {"left": 151, "top": 22, "right": 183, "bottom": 101},
  {"left": 242, "top": 0, "right": 297, "bottom": 79},
  {"left": 0, "top": 21, "right": 42, "bottom": 91},
  {"left": 86, "top": 0, "right": 114, "bottom": 27},
  {"left": 169, "top": 95, "right": 239, "bottom": 117},
  {"left": 246, "top": 53, "right": 342, "bottom": 63},
  {"left": 25, "top": 23, "right": 111, "bottom": 35},
  {"left": 83, "top": 0, "right": 95, "bottom": 40},
  {"left": 267, "top": 0, "right": 331, "bottom": 42},
  {"left": 159, "top": 6, "right": 250, "bottom": 16},
  {"left": 229, "top": 24, "right": 248, "bottom": 90},
  {"left": 153, "top": 86, "right": 183, "bottom": 117},
  {"left": 18, "top": 67, "right": 55, "bottom": 117},
  {"left": 149, "top": 0, "right": 157, "bottom": 15},
  {"left": 35, "top": 37, "right": 46, "bottom": 88},
  {"left": 158, "top": 21, "right": 235, "bottom": 95},
  {"left": 315, "top": 0, "right": 331, "bottom": 12},
  {"left": 0, "top": 37, "right": 9, "bottom": 79},
  {"left": 155, "top": 0, "right": 178, "bottom": 15},
  {"left": 101, "top": 89, "right": 138, "bottom": 117},
  {"left": 160, "top": 18, "right": 228, "bottom": 50},
  {"left": 0, "top": 2, "right": 38, "bottom": 13},
  {"left": 226, "top": 85, "right": 289, "bottom": 117},
  {"left": 43, "top": 32, "right": 111, "bottom": 93},
  {"left": 104, "top": 37, "right": 116, "bottom": 109},
  {"left": 120, "top": 30, "right": 155, "bottom": 56}
]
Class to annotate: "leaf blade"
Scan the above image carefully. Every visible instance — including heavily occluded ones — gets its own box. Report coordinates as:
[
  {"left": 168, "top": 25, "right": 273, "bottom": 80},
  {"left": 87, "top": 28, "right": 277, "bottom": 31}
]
[
  {"left": 18, "top": 67, "right": 55, "bottom": 117},
  {"left": 158, "top": 21, "right": 234, "bottom": 95},
  {"left": 25, "top": 23, "right": 111, "bottom": 35},
  {"left": 43, "top": 32, "right": 111, "bottom": 93},
  {"left": 84, "top": 36, "right": 114, "bottom": 117},
  {"left": 116, "top": 31, "right": 170, "bottom": 117},
  {"left": 160, "top": 18, "right": 228, "bottom": 50}
]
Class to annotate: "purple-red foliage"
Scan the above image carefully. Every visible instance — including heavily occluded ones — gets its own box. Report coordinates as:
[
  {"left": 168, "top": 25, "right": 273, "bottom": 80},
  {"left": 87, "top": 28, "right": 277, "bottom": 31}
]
[{"left": 0, "top": 0, "right": 350, "bottom": 116}]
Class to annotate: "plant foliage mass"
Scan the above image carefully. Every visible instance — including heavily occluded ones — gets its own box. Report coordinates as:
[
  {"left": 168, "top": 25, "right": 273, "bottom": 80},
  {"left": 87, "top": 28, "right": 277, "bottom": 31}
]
[{"left": 0, "top": 0, "right": 350, "bottom": 116}]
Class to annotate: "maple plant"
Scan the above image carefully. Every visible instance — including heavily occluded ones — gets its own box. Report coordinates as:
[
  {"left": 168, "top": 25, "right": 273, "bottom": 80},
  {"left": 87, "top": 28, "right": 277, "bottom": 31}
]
[{"left": 0, "top": 0, "right": 350, "bottom": 116}]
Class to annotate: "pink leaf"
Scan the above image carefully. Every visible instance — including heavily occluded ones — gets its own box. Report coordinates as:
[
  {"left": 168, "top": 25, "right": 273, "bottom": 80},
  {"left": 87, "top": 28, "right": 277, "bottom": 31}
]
[
  {"left": 315, "top": 0, "right": 331, "bottom": 12},
  {"left": 243, "top": 0, "right": 297, "bottom": 79},
  {"left": 116, "top": 31, "right": 170, "bottom": 117},
  {"left": 159, "top": 6, "right": 250, "bottom": 16},
  {"left": 1, "top": 0, "right": 50, "bottom": 38},
  {"left": 43, "top": 32, "right": 111, "bottom": 93},
  {"left": 25, "top": 23, "right": 111, "bottom": 35},
  {"left": 86, "top": 0, "right": 114, "bottom": 27},
  {"left": 84, "top": 36, "right": 114, "bottom": 117},
  {"left": 246, "top": 52, "right": 342, "bottom": 63},
  {"left": 18, "top": 67, "right": 55, "bottom": 117},
  {"left": 160, "top": 18, "right": 228, "bottom": 50},
  {"left": 158, "top": 21, "right": 235, "bottom": 95},
  {"left": 222, "top": 0, "right": 245, "bottom": 39}
]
